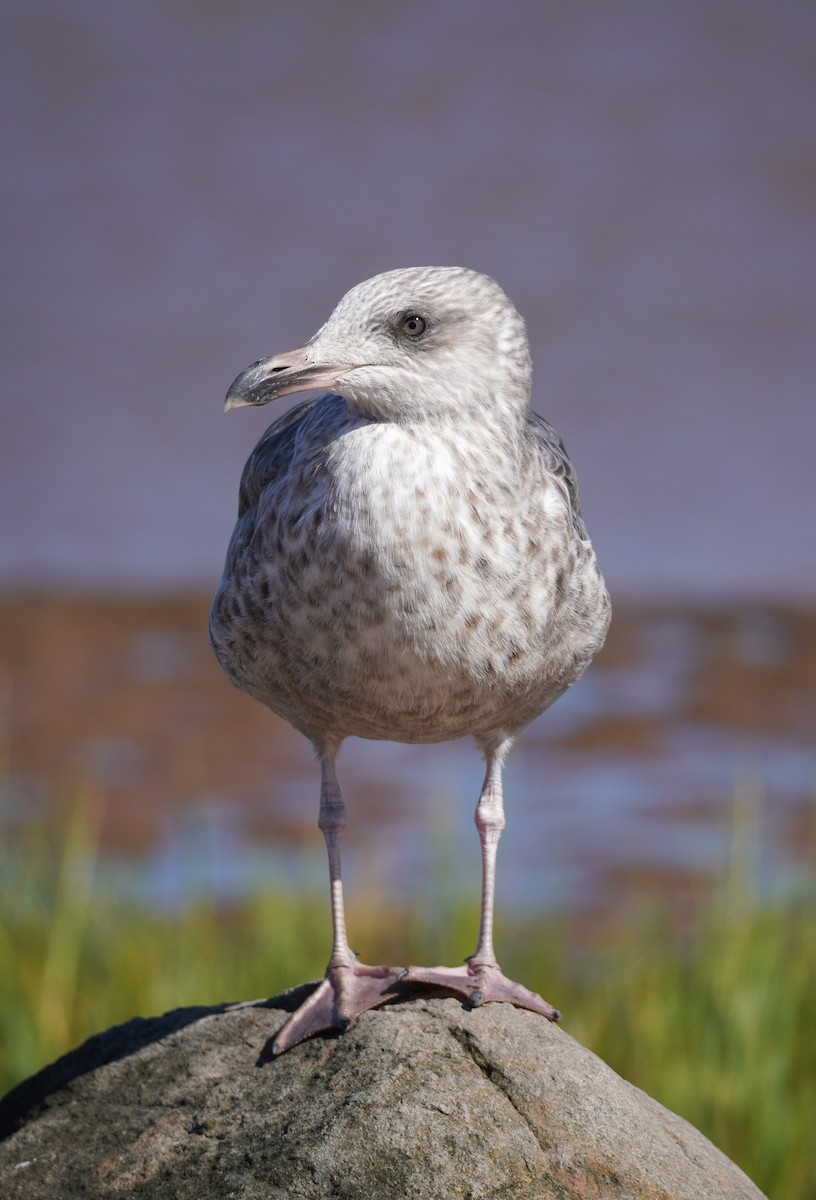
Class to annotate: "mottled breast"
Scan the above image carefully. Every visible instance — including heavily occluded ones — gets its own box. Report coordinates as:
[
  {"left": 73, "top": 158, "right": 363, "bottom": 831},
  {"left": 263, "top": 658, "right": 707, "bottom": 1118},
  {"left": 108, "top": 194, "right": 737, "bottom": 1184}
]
[{"left": 209, "top": 396, "right": 610, "bottom": 746}]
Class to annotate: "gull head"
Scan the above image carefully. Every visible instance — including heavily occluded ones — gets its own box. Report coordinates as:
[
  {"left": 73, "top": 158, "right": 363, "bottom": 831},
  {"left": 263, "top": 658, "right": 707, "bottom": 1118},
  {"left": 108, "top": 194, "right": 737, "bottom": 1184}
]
[{"left": 225, "top": 266, "right": 532, "bottom": 424}]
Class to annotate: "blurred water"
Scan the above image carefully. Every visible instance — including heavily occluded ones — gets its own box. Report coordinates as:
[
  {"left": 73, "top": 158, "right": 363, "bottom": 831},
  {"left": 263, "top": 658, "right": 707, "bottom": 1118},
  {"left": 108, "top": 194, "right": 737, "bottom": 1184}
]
[
  {"left": 90, "top": 679, "right": 814, "bottom": 917},
  {"left": 1, "top": 0, "right": 815, "bottom": 600},
  {"left": 2, "top": 597, "right": 812, "bottom": 918}
]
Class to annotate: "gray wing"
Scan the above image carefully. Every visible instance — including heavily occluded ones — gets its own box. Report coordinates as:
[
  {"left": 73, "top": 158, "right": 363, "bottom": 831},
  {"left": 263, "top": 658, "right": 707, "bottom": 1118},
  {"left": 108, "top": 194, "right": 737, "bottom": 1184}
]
[
  {"left": 236, "top": 396, "right": 322, "bottom": 518},
  {"left": 527, "top": 410, "right": 588, "bottom": 539},
  {"left": 212, "top": 395, "right": 339, "bottom": 628}
]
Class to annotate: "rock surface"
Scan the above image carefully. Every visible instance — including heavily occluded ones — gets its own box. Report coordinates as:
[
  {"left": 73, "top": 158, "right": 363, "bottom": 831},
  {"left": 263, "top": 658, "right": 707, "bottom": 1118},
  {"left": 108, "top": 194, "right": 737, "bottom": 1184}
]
[{"left": 0, "top": 984, "right": 766, "bottom": 1199}]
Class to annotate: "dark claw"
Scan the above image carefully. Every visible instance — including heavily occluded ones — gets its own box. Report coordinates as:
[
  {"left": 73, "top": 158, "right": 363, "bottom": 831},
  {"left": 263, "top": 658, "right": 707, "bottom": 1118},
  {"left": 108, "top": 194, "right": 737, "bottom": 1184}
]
[
  {"left": 468, "top": 990, "right": 484, "bottom": 1007},
  {"left": 397, "top": 968, "right": 410, "bottom": 981}
]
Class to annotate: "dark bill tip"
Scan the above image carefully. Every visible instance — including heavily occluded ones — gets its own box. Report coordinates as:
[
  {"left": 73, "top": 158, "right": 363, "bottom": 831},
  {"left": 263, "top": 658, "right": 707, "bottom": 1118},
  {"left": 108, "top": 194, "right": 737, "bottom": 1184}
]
[
  {"left": 224, "top": 353, "right": 353, "bottom": 411},
  {"left": 225, "top": 359, "right": 285, "bottom": 410}
]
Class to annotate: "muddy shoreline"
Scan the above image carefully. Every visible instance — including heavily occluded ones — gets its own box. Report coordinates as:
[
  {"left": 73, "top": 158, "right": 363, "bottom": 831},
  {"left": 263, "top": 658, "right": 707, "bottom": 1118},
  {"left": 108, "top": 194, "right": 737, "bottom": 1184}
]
[{"left": 1, "top": 593, "right": 813, "bottom": 913}]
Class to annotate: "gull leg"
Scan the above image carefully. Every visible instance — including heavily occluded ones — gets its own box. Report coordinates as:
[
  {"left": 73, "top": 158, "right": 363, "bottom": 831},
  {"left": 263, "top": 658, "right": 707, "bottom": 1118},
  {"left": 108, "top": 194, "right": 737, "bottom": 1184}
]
[
  {"left": 471, "top": 748, "right": 505, "bottom": 970},
  {"left": 403, "top": 742, "right": 560, "bottom": 1021},
  {"left": 272, "top": 754, "right": 405, "bottom": 1055}
]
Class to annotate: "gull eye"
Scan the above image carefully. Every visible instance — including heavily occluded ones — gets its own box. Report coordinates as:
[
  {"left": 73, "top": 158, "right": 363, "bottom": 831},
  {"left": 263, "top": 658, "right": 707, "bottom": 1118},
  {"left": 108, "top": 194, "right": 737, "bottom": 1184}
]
[{"left": 400, "top": 313, "right": 427, "bottom": 339}]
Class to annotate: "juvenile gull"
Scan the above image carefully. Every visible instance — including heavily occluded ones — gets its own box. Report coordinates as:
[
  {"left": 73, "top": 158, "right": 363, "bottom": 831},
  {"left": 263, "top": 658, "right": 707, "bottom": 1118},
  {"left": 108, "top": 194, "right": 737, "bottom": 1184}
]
[{"left": 209, "top": 266, "right": 611, "bottom": 1054}]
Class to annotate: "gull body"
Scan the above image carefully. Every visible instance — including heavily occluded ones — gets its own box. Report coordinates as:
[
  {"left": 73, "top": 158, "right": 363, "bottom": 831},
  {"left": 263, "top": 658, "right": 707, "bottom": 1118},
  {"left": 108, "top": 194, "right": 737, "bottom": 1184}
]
[{"left": 209, "top": 267, "right": 610, "bottom": 1052}]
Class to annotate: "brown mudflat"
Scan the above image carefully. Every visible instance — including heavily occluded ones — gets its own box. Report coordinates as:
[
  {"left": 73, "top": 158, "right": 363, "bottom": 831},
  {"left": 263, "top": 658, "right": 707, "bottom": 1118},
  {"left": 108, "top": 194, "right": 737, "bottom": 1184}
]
[{"left": 1, "top": 593, "right": 813, "bottom": 909}]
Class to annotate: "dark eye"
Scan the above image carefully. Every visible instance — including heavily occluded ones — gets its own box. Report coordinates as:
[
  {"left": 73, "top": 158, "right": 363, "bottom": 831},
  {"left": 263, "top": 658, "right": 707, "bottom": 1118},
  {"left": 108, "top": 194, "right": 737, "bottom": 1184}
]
[{"left": 400, "top": 313, "right": 427, "bottom": 338}]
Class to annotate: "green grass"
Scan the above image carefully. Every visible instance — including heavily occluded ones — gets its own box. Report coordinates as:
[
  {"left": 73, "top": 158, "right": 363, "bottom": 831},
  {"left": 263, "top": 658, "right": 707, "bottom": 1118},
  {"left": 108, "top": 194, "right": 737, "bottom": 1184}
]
[{"left": 1, "top": 786, "right": 814, "bottom": 1199}]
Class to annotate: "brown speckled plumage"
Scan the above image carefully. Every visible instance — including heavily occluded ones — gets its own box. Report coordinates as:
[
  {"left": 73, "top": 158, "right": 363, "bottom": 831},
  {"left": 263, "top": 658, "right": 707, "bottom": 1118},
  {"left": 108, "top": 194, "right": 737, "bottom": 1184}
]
[{"left": 209, "top": 267, "right": 610, "bottom": 1053}]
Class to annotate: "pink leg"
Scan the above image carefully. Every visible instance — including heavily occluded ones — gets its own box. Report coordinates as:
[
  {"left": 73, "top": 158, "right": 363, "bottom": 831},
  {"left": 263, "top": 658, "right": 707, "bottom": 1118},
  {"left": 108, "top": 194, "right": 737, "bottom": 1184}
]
[
  {"left": 403, "top": 743, "right": 560, "bottom": 1021},
  {"left": 471, "top": 751, "right": 504, "bottom": 969},
  {"left": 272, "top": 756, "right": 406, "bottom": 1055}
]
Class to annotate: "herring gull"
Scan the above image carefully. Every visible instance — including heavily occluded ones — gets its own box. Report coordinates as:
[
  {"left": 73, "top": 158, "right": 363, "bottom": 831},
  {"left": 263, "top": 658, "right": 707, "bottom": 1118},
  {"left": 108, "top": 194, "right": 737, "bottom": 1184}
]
[{"left": 209, "top": 266, "right": 611, "bottom": 1054}]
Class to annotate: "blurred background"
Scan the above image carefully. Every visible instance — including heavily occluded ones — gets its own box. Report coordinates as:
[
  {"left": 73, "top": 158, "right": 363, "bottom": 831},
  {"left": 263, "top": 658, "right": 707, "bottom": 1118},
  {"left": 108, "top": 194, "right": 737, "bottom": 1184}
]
[{"left": 1, "top": 2, "right": 814, "bottom": 1190}]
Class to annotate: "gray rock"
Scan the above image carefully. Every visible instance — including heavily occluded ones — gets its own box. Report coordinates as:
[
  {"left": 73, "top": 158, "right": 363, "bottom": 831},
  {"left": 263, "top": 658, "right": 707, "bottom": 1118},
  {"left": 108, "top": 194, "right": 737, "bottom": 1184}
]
[{"left": 0, "top": 985, "right": 766, "bottom": 1199}]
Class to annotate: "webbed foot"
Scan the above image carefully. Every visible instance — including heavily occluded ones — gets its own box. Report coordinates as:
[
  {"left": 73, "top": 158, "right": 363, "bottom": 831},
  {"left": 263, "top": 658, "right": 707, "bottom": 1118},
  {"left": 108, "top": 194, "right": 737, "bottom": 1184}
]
[
  {"left": 401, "top": 958, "right": 560, "bottom": 1021},
  {"left": 272, "top": 961, "right": 406, "bottom": 1056}
]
